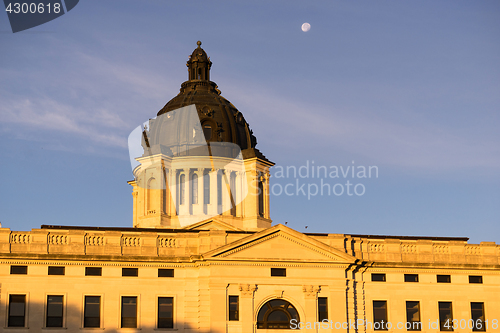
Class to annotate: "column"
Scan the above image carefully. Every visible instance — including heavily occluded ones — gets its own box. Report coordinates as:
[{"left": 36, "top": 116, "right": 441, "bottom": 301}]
[
  {"left": 240, "top": 284, "right": 257, "bottom": 333},
  {"left": 303, "top": 285, "right": 321, "bottom": 331}
]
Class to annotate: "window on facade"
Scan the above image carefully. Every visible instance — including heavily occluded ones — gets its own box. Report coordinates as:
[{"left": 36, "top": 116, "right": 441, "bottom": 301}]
[
  {"left": 179, "top": 174, "right": 186, "bottom": 205},
  {"left": 372, "top": 273, "right": 386, "bottom": 282},
  {"left": 318, "top": 297, "right": 328, "bottom": 321},
  {"left": 147, "top": 177, "right": 157, "bottom": 212},
  {"left": 158, "top": 297, "right": 174, "bottom": 328},
  {"left": 406, "top": 301, "right": 422, "bottom": 331},
  {"left": 85, "top": 267, "right": 102, "bottom": 276},
  {"left": 203, "top": 124, "right": 212, "bottom": 141},
  {"left": 8, "top": 295, "right": 26, "bottom": 327},
  {"left": 191, "top": 173, "right": 198, "bottom": 204},
  {"left": 229, "top": 296, "right": 239, "bottom": 321},
  {"left": 84, "top": 296, "right": 101, "bottom": 328},
  {"left": 203, "top": 171, "right": 210, "bottom": 204},
  {"left": 121, "top": 297, "right": 137, "bottom": 328},
  {"left": 404, "top": 274, "right": 419, "bottom": 282},
  {"left": 469, "top": 275, "right": 483, "bottom": 284},
  {"left": 471, "top": 302, "right": 486, "bottom": 332},
  {"left": 217, "top": 172, "right": 222, "bottom": 213},
  {"left": 48, "top": 266, "right": 65, "bottom": 275},
  {"left": 158, "top": 268, "right": 174, "bottom": 277},
  {"left": 437, "top": 275, "right": 451, "bottom": 283},
  {"left": 230, "top": 173, "right": 236, "bottom": 216},
  {"left": 258, "top": 179, "right": 264, "bottom": 217},
  {"left": 46, "top": 295, "right": 64, "bottom": 327},
  {"left": 271, "top": 268, "right": 286, "bottom": 277},
  {"left": 257, "top": 299, "right": 299, "bottom": 329},
  {"left": 10, "top": 265, "right": 27, "bottom": 275},
  {"left": 373, "top": 301, "right": 388, "bottom": 331},
  {"left": 439, "top": 302, "right": 453, "bottom": 331},
  {"left": 122, "top": 268, "right": 138, "bottom": 277}
]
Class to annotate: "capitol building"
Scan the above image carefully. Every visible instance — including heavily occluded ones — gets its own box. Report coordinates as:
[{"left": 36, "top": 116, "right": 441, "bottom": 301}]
[{"left": 1, "top": 42, "right": 498, "bottom": 333}]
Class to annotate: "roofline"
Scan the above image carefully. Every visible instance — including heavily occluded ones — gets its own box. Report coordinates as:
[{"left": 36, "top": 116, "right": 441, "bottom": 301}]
[
  {"left": 345, "top": 233, "right": 469, "bottom": 242},
  {"left": 40, "top": 225, "right": 469, "bottom": 241},
  {"left": 40, "top": 225, "right": 256, "bottom": 234}
]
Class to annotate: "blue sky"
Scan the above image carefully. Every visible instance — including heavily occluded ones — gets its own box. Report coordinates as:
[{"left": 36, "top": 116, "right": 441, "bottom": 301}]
[{"left": 1, "top": 1, "right": 499, "bottom": 243}]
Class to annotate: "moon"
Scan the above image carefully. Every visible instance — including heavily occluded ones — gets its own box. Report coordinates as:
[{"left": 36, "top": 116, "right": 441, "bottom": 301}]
[{"left": 301, "top": 23, "right": 311, "bottom": 32}]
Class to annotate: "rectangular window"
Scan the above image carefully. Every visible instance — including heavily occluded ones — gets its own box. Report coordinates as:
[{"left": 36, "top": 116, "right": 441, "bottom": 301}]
[
  {"left": 229, "top": 296, "right": 239, "bottom": 321},
  {"left": 122, "top": 268, "right": 138, "bottom": 277},
  {"left": 158, "top": 297, "right": 174, "bottom": 328},
  {"left": 48, "top": 266, "right": 65, "bottom": 275},
  {"left": 469, "top": 275, "right": 483, "bottom": 284},
  {"left": 373, "top": 301, "right": 388, "bottom": 331},
  {"left": 10, "top": 265, "right": 27, "bottom": 275},
  {"left": 121, "top": 296, "right": 137, "bottom": 328},
  {"left": 158, "top": 268, "right": 174, "bottom": 277},
  {"left": 85, "top": 267, "right": 102, "bottom": 276},
  {"left": 46, "top": 295, "right": 64, "bottom": 327},
  {"left": 471, "top": 302, "right": 486, "bottom": 332},
  {"left": 8, "top": 295, "right": 26, "bottom": 327},
  {"left": 318, "top": 297, "right": 328, "bottom": 321},
  {"left": 406, "top": 301, "right": 422, "bottom": 331},
  {"left": 203, "top": 172, "right": 210, "bottom": 204},
  {"left": 84, "top": 296, "right": 101, "bottom": 328},
  {"left": 372, "top": 273, "right": 386, "bottom": 282},
  {"left": 404, "top": 274, "right": 419, "bottom": 282},
  {"left": 271, "top": 268, "right": 286, "bottom": 277},
  {"left": 439, "top": 302, "right": 453, "bottom": 331},
  {"left": 437, "top": 275, "right": 451, "bottom": 283}
]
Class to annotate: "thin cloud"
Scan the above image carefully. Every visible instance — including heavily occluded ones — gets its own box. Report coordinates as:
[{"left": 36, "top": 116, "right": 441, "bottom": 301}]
[{"left": 223, "top": 82, "right": 500, "bottom": 171}]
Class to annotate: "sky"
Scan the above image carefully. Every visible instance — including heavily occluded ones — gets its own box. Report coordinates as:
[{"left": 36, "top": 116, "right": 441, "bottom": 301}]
[{"left": 0, "top": 1, "right": 499, "bottom": 243}]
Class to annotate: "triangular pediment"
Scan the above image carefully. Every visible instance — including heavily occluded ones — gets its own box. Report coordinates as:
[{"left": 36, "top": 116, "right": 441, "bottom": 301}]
[
  {"left": 203, "top": 224, "right": 356, "bottom": 263},
  {"left": 182, "top": 218, "right": 242, "bottom": 231}
]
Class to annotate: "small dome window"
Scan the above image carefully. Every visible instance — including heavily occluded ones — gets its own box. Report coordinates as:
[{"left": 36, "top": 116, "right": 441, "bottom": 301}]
[{"left": 203, "top": 124, "right": 212, "bottom": 141}]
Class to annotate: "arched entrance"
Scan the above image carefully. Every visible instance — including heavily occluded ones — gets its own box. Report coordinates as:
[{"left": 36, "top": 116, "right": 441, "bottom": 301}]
[{"left": 256, "top": 299, "right": 300, "bottom": 329}]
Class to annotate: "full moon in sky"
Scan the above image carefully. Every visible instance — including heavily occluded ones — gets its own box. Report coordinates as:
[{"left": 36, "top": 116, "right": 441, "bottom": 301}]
[{"left": 301, "top": 23, "right": 311, "bottom": 32}]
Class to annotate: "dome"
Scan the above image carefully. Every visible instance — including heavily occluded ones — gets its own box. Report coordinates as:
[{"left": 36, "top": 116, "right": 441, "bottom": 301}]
[{"left": 155, "top": 41, "right": 257, "bottom": 152}]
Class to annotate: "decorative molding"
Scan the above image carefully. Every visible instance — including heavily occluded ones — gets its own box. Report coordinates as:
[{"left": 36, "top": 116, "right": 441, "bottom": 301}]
[
  {"left": 465, "top": 246, "right": 481, "bottom": 255},
  {"left": 239, "top": 284, "right": 257, "bottom": 296},
  {"left": 215, "top": 232, "right": 340, "bottom": 260},
  {"left": 369, "top": 243, "right": 385, "bottom": 252},
  {"left": 10, "top": 233, "right": 31, "bottom": 244},
  {"left": 122, "top": 236, "right": 141, "bottom": 247},
  {"left": 433, "top": 245, "right": 450, "bottom": 254},
  {"left": 85, "top": 235, "right": 104, "bottom": 246},
  {"left": 401, "top": 244, "right": 417, "bottom": 254},
  {"left": 158, "top": 237, "right": 176, "bottom": 248},
  {"left": 48, "top": 234, "right": 68, "bottom": 245},
  {"left": 302, "top": 285, "right": 321, "bottom": 298}
]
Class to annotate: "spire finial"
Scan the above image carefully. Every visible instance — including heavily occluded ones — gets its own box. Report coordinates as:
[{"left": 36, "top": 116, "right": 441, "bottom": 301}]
[{"left": 197, "top": 41, "right": 202, "bottom": 47}]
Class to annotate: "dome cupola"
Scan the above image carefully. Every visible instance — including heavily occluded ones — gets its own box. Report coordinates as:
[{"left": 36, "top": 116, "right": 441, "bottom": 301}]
[
  {"left": 156, "top": 41, "right": 260, "bottom": 153},
  {"left": 187, "top": 41, "right": 212, "bottom": 81}
]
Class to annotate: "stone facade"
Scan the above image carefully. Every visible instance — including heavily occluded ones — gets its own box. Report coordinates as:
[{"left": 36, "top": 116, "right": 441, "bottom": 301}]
[{"left": 1, "top": 224, "right": 499, "bottom": 332}]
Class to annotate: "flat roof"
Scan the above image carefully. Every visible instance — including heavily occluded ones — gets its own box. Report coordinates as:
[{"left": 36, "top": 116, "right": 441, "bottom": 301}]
[
  {"left": 40, "top": 225, "right": 255, "bottom": 234},
  {"left": 40, "top": 225, "right": 469, "bottom": 241}
]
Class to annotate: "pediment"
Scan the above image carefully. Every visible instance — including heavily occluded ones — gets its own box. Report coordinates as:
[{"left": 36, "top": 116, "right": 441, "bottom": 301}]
[
  {"left": 182, "top": 218, "right": 242, "bottom": 231},
  {"left": 203, "top": 224, "right": 356, "bottom": 263}
]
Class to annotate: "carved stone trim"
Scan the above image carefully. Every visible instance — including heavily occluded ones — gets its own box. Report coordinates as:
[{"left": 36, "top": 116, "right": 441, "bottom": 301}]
[
  {"left": 302, "top": 285, "right": 321, "bottom": 298},
  {"left": 239, "top": 284, "right": 257, "bottom": 297}
]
